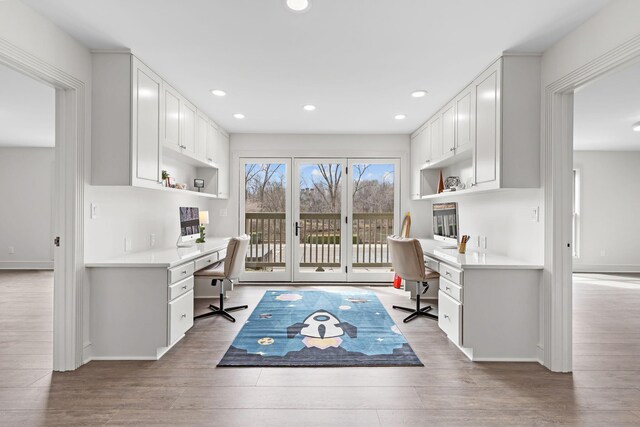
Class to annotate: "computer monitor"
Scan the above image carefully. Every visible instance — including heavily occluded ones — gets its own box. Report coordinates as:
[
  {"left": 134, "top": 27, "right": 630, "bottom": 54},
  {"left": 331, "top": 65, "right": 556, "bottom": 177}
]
[
  {"left": 179, "top": 206, "right": 200, "bottom": 245},
  {"left": 433, "top": 202, "right": 458, "bottom": 245}
]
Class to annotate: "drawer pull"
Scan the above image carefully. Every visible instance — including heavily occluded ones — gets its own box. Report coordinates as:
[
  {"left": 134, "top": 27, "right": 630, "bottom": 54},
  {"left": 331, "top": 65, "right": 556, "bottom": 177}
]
[
  {"left": 181, "top": 314, "right": 187, "bottom": 318},
  {"left": 444, "top": 314, "right": 450, "bottom": 319},
  {"left": 181, "top": 270, "right": 187, "bottom": 275},
  {"left": 446, "top": 286, "right": 451, "bottom": 291},
  {"left": 182, "top": 285, "right": 188, "bottom": 290},
  {"left": 445, "top": 271, "right": 451, "bottom": 276}
]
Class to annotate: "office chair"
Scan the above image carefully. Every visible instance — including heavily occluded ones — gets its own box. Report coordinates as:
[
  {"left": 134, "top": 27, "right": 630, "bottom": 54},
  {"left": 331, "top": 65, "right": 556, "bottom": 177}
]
[
  {"left": 194, "top": 234, "right": 250, "bottom": 323},
  {"left": 387, "top": 235, "right": 439, "bottom": 323}
]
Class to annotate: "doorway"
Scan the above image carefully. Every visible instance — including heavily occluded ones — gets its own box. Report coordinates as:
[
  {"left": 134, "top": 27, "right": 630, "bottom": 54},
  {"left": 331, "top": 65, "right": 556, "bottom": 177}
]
[{"left": 240, "top": 157, "right": 400, "bottom": 283}]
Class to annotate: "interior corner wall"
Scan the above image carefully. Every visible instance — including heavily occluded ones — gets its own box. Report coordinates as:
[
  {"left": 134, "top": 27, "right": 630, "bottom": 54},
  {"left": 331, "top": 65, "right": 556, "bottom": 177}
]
[
  {"left": 573, "top": 151, "right": 640, "bottom": 273},
  {"left": 0, "top": 147, "right": 55, "bottom": 268}
]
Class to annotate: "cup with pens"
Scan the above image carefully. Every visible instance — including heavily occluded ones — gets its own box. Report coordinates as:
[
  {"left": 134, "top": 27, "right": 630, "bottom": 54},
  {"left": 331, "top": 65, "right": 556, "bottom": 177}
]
[{"left": 459, "top": 235, "right": 470, "bottom": 254}]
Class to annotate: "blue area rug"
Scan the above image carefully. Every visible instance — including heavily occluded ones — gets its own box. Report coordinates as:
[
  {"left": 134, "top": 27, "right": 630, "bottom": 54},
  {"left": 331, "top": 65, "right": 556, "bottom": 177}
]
[{"left": 218, "top": 290, "right": 422, "bottom": 367}]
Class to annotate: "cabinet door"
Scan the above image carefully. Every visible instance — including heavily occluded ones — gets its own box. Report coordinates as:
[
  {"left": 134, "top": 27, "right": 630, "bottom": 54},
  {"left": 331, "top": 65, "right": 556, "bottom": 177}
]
[
  {"left": 196, "top": 111, "right": 208, "bottom": 160},
  {"left": 455, "top": 86, "right": 474, "bottom": 152},
  {"left": 474, "top": 65, "right": 500, "bottom": 187},
  {"left": 162, "top": 83, "right": 181, "bottom": 150},
  {"left": 442, "top": 103, "right": 456, "bottom": 157},
  {"left": 206, "top": 121, "right": 216, "bottom": 164},
  {"left": 429, "top": 115, "right": 443, "bottom": 161},
  {"left": 410, "top": 134, "right": 423, "bottom": 200},
  {"left": 131, "top": 58, "right": 162, "bottom": 184},
  {"left": 420, "top": 122, "right": 431, "bottom": 165},
  {"left": 216, "top": 129, "right": 230, "bottom": 198},
  {"left": 180, "top": 98, "right": 197, "bottom": 155}
]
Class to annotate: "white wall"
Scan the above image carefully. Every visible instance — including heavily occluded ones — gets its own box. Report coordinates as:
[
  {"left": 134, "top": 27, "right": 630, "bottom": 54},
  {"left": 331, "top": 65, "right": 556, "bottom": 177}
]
[
  {"left": 573, "top": 151, "right": 640, "bottom": 272},
  {"left": 0, "top": 148, "right": 55, "bottom": 268}
]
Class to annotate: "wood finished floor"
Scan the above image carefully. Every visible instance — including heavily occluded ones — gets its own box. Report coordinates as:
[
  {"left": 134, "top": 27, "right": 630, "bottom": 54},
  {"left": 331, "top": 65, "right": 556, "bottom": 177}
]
[{"left": 1, "top": 271, "right": 640, "bottom": 426}]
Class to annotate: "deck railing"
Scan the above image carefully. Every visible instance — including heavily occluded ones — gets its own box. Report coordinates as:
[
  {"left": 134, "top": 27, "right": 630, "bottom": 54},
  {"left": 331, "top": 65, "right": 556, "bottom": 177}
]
[{"left": 244, "top": 212, "right": 393, "bottom": 270}]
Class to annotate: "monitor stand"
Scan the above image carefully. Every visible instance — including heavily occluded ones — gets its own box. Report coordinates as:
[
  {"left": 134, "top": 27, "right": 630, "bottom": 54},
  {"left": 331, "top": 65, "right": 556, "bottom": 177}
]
[{"left": 176, "top": 234, "right": 196, "bottom": 248}]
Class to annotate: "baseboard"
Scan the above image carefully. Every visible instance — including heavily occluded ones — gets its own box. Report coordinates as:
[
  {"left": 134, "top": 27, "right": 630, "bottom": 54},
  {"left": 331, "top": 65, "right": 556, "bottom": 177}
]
[
  {"left": 0, "top": 261, "right": 54, "bottom": 270},
  {"left": 573, "top": 264, "right": 640, "bottom": 273}
]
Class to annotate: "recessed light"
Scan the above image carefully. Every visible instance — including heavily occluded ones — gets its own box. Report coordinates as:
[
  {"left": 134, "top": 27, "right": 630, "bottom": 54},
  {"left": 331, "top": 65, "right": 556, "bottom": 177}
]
[
  {"left": 411, "top": 90, "right": 428, "bottom": 98},
  {"left": 394, "top": 114, "right": 406, "bottom": 120},
  {"left": 210, "top": 89, "right": 226, "bottom": 97},
  {"left": 284, "top": 0, "right": 311, "bottom": 13},
  {"left": 303, "top": 104, "right": 316, "bottom": 111},
  {"left": 633, "top": 121, "right": 640, "bottom": 132},
  {"left": 233, "top": 113, "right": 245, "bottom": 119}
]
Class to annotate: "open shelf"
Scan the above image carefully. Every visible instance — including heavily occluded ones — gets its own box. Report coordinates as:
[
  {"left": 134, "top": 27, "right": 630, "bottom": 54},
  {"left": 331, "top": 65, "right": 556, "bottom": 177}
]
[{"left": 422, "top": 145, "right": 472, "bottom": 170}]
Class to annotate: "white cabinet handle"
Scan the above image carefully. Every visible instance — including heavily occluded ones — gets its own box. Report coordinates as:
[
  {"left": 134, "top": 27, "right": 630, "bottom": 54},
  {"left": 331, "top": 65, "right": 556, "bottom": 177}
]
[
  {"left": 445, "top": 271, "right": 451, "bottom": 276},
  {"left": 444, "top": 314, "right": 450, "bottom": 319},
  {"left": 450, "top": 148, "right": 455, "bottom": 152},
  {"left": 181, "top": 314, "right": 186, "bottom": 318},
  {"left": 181, "top": 270, "right": 187, "bottom": 275},
  {"left": 446, "top": 286, "right": 451, "bottom": 291},
  {"left": 182, "top": 285, "right": 187, "bottom": 290}
]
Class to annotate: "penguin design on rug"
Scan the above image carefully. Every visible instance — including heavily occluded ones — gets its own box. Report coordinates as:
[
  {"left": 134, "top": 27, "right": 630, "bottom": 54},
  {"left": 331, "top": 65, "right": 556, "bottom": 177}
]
[{"left": 287, "top": 310, "right": 357, "bottom": 350}]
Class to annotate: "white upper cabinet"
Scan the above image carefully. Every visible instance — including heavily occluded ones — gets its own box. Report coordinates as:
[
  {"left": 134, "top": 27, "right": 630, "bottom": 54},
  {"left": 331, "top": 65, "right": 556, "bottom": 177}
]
[
  {"left": 91, "top": 52, "right": 231, "bottom": 198},
  {"left": 473, "top": 64, "right": 500, "bottom": 188},
  {"left": 429, "top": 115, "right": 443, "bottom": 161},
  {"left": 180, "top": 98, "right": 197, "bottom": 155},
  {"left": 216, "top": 129, "right": 230, "bottom": 199},
  {"left": 131, "top": 59, "right": 163, "bottom": 184},
  {"left": 409, "top": 54, "right": 540, "bottom": 199},
  {"left": 442, "top": 102, "right": 456, "bottom": 158},
  {"left": 455, "top": 85, "right": 474, "bottom": 153},
  {"left": 196, "top": 111, "right": 208, "bottom": 160},
  {"left": 410, "top": 130, "right": 424, "bottom": 200},
  {"left": 162, "top": 83, "right": 181, "bottom": 150}
]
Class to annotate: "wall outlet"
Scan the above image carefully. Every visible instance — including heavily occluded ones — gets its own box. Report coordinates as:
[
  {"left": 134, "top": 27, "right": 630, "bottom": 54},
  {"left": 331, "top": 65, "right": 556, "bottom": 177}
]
[
  {"left": 8, "top": 246, "right": 15, "bottom": 255},
  {"left": 150, "top": 234, "right": 156, "bottom": 248},
  {"left": 219, "top": 208, "right": 228, "bottom": 217},
  {"left": 124, "top": 237, "right": 132, "bottom": 252},
  {"left": 530, "top": 206, "right": 539, "bottom": 222},
  {"left": 90, "top": 203, "right": 98, "bottom": 219}
]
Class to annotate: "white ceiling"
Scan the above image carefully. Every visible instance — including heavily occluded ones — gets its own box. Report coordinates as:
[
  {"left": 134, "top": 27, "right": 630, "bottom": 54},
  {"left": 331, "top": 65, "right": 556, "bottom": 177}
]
[
  {"left": 0, "top": 63, "right": 55, "bottom": 147},
  {"left": 574, "top": 60, "right": 640, "bottom": 151},
  {"left": 24, "top": 0, "right": 610, "bottom": 134}
]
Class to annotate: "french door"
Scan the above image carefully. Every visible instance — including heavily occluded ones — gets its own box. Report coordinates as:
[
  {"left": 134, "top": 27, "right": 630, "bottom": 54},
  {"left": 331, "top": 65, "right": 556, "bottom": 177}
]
[{"left": 240, "top": 157, "right": 399, "bottom": 283}]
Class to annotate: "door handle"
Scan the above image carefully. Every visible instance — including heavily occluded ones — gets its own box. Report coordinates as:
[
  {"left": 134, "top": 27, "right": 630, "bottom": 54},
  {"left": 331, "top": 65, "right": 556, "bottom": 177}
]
[{"left": 295, "top": 221, "right": 300, "bottom": 237}]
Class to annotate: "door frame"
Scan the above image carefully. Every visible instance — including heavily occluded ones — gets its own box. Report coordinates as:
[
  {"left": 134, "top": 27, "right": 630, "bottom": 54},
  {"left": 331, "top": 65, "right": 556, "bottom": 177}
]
[
  {"left": 543, "top": 35, "right": 640, "bottom": 372},
  {"left": 0, "top": 39, "right": 86, "bottom": 371},
  {"left": 239, "top": 158, "right": 292, "bottom": 282},
  {"left": 293, "top": 158, "right": 348, "bottom": 282},
  {"left": 346, "top": 158, "right": 400, "bottom": 283}
]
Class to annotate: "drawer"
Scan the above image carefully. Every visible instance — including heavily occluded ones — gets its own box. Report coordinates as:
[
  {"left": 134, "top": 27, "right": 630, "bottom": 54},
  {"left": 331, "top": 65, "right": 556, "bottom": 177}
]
[
  {"left": 194, "top": 253, "right": 217, "bottom": 271},
  {"left": 439, "top": 263, "right": 463, "bottom": 285},
  {"left": 168, "top": 262, "right": 195, "bottom": 284},
  {"left": 424, "top": 256, "right": 440, "bottom": 273},
  {"left": 438, "top": 291, "right": 462, "bottom": 346},
  {"left": 217, "top": 248, "right": 227, "bottom": 261},
  {"left": 439, "top": 277, "right": 463, "bottom": 303},
  {"left": 169, "top": 276, "right": 194, "bottom": 301},
  {"left": 168, "top": 290, "right": 194, "bottom": 344}
]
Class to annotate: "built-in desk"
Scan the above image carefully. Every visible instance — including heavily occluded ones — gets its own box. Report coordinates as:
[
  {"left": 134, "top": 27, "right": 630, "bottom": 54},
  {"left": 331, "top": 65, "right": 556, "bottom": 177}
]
[
  {"left": 85, "top": 237, "right": 230, "bottom": 360},
  {"left": 417, "top": 238, "right": 543, "bottom": 362}
]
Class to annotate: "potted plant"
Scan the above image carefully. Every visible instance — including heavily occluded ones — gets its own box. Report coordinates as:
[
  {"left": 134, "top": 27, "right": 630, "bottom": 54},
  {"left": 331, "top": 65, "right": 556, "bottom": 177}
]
[{"left": 161, "top": 170, "right": 170, "bottom": 187}]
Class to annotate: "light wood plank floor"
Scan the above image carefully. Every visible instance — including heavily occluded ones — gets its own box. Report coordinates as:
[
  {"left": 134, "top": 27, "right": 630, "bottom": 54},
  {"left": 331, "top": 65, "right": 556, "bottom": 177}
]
[{"left": 1, "top": 271, "right": 640, "bottom": 426}]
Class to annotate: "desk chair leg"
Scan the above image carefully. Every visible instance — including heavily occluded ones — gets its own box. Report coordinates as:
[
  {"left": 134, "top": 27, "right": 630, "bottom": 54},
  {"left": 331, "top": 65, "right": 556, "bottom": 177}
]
[
  {"left": 392, "top": 281, "right": 438, "bottom": 323},
  {"left": 194, "top": 279, "right": 248, "bottom": 323}
]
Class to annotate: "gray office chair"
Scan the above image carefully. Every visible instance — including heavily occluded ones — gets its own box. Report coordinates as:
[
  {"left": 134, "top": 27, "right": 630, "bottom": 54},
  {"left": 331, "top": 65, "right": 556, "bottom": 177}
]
[
  {"left": 194, "top": 234, "right": 250, "bottom": 323},
  {"left": 387, "top": 235, "right": 439, "bottom": 323}
]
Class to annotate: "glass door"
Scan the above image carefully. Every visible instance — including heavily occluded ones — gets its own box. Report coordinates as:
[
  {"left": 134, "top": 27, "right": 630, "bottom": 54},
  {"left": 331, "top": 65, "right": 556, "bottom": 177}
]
[
  {"left": 347, "top": 159, "right": 400, "bottom": 282},
  {"left": 293, "top": 159, "right": 348, "bottom": 281},
  {"left": 239, "top": 158, "right": 291, "bottom": 282}
]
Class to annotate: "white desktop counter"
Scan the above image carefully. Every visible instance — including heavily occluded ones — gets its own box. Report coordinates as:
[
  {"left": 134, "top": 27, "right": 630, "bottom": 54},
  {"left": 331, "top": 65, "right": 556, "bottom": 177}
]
[
  {"left": 416, "top": 238, "right": 543, "bottom": 362},
  {"left": 85, "top": 237, "right": 231, "bottom": 361}
]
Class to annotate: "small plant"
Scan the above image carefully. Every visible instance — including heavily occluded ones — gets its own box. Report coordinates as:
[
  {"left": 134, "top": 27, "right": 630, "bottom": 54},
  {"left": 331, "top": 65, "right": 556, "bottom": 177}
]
[
  {"left": 196, "top": 225, "right": 206, "bottom": 243},
  {"left": 161, "top": 170, "right": 169, "bottom": 180}
]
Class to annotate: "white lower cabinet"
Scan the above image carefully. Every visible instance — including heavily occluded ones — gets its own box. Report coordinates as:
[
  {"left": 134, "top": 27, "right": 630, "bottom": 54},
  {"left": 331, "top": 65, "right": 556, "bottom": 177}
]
[
  {"left": 169, "top": 290, "right": 194, "bottom": 345},
  {"left": 438, "top": 291, "right": 462, "bottom": 346}
]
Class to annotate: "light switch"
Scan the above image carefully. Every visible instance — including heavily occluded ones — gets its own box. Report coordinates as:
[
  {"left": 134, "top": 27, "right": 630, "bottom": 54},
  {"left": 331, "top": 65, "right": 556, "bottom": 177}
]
[
  {"left": 90, "top": 203, "right": 98, "bottom": 219},
  {"left": 530, "top": 207, "right": 539, "bottom": 222},
  {"left": 124, "top": 237, "right": 132, "bottom": 252}
]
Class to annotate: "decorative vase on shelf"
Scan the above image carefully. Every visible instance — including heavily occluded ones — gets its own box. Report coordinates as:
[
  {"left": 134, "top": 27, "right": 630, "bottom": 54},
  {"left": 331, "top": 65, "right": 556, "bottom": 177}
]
[{"left": 437, "top": 171, "right": 445, "bottom": 193}]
